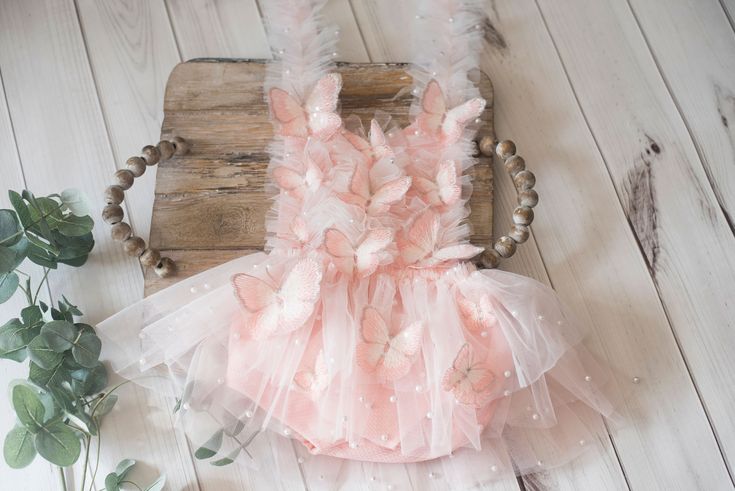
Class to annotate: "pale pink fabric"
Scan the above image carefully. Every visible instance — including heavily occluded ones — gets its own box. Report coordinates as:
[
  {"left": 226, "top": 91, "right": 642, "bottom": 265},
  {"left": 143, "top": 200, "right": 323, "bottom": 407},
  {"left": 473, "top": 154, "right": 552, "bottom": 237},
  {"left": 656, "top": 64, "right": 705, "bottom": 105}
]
[{"left": 97, "top": 0, "right": 619, "bottom": 487}]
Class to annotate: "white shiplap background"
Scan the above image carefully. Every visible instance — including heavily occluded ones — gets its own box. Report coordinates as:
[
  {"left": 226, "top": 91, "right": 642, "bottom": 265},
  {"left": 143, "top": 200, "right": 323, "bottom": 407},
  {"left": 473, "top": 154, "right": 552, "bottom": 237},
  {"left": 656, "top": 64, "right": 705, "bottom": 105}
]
[{"left": 1, "top": 0, "right": 734, "bottom": 490}]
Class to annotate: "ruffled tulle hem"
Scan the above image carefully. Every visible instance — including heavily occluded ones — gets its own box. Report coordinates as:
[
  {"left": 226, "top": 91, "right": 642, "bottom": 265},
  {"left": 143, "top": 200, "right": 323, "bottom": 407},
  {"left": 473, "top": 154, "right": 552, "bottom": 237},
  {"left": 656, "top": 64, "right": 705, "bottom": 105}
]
[{"left": 98, "top": 251, "right": 617, "bottom": 488}]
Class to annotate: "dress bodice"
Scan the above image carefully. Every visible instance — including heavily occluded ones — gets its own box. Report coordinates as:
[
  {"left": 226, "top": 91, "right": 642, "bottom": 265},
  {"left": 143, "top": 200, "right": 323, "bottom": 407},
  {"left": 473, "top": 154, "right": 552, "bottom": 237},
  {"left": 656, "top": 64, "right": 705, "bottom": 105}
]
[{"left": 265, "top": 74, "right": 487, "bottom": 276}]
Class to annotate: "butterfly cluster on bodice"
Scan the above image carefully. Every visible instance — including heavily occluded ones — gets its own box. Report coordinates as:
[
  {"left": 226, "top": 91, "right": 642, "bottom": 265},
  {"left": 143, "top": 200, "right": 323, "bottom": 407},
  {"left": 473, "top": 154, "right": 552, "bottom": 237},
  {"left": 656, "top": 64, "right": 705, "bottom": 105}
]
[{"left": 265, "top": 73, "right": 487, "bottom": 275}]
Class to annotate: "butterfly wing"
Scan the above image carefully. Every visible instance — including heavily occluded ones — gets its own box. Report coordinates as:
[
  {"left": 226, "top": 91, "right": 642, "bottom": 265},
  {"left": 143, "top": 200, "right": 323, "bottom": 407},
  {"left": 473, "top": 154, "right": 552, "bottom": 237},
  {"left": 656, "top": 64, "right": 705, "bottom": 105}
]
[
  {"left": 369, "top": 119, "right": 394, "bottom": 160},
  {"left": 400, "top": 210, "right": 439, "bottom": 264},
  {"left": 278, "top": 258, "right": 322, "bottom": 332},
  {"left": 379, "top": 321, "right": 423, "bottom": 380},
  {"left": 356, "top": 307, "right": 391, "bottom": 372},
  {"left": 273, "top": 167, "right": 305, "bottom": 199},
  {"left": 368, "top": 176, "right": 412, "bottom": 215},
  {"left": 290, "top": 216, "right": 310, "bottom": 244},
  {"left": 232, "top": 273, "right": 277, "bottom": 312},
  {"left": 417, "top": 80, "right": 446, "bottom": 134},
  {"left": 325, "top": 228, "right": 356, "bottom": 274},
  {"left": 354, "top": 228, "right": 392, "bottom": 277},
  {"left": 433, "top": 244, "right": 484, "bottom": 263},
  {"left": 457, "top": 295, "right": 485, "bottom": 332},
  {"left": 294, "top": 350, "right": 329, "bottom": 394},
  {"left": 436, "top": 160, "right": 461, "bottom": 205},
  {"left": 306, "top": 74, "right": 343, "bottom": 140},
  {"left": 269, "top": 88, "right": 308, "bottom": 138},
  {"left": 442, "top": 97, "right": 485, "bottom": 144}
]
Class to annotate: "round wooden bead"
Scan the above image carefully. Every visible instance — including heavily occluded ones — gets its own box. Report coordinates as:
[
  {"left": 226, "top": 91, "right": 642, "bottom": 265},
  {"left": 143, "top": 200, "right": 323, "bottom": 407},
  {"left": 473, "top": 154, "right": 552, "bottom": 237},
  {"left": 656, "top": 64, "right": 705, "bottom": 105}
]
[
  {"left": 495, "top": 140, "right": 516, "bottom": 160},
  {"left": 102, "top": 204, "right": 124, "bottom": 225},
  {"left": 513, "top": 170, "right": 536, "bottom": 190},
  {"left": 479, "top": 249, "right": 501, "bottom": 269},
  {"left": 504, "top": 155, "right": 525, "bottom": 177},
  {"left": 140, "top": 248, "right": 161, "bottom": 267},
  {"left": 123, "top": 236, "right": 146, "bottom": 257},
  {"left": 111, "top": 222, "right": 132, "bottom": 242},
  {"left": 518, "top": 189, "right": 538, "bottom": 208},
  {"left": 478, "top": 136, "right": 496, "bottom": 157},
  {"left": 158, "top": 140, "right": 175, "bottom": 160},
  {"left": 513, "top": 206, "right": 534, "bottom": 226},
  {"left": 104, "top": 185, "right": 124, "bottom": 205},
  {"left": 126, "top": 156, "right": 147, "bottom": 177},
  {"left": 155, "top": 257, "right": 176, "bottom": 278},
  {"left": 142, "top": 145, "right": 161, "bottom": 166},
  {"left": 114, "top": 169, "right": 135, "bottom": 190},
  {"left": 494, "top": 236, "right": 516, "bottom": 258},
  {"left": 509, "top": 224, "right": 530, "bottom": 244},
  {"left": 172, "top": 136, "right": 191, "bottom": 156}
]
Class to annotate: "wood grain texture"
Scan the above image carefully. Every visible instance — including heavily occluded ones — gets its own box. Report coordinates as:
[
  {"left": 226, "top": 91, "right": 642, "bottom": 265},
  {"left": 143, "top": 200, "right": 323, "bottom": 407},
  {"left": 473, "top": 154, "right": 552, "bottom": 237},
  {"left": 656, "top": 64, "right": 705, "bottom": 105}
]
[
  {"left": 536, "top": 0, "right": 735, "bottom": 478},
  {"left": 146, "top": 60, "right": 494, "bottom": 284}
]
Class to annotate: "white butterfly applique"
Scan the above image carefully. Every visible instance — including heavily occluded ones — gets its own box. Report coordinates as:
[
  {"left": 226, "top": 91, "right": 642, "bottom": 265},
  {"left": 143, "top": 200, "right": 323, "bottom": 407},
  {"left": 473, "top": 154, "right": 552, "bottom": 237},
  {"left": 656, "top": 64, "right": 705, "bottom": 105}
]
[
  {"left": 343, "top": 119, "right": 395, "bottom": 161},
  {"left": 293, "top": 350, "right": 329, "bottom": 395},
  {"left": 231, "top": 258, "right": 322, "bottom": 340},
  {"left": 413, "top": 159, "right": 461, "bottom": 207},
  {"left": 356, "top": 307, "right": 423, "bottom": 381},
  {"left": 324, "top": 227, "right": 392, "bottom": 277},
  {"left": 269, "top": 73, "right": 343, "bottom": 140},
  {"left": 457, "top": 294, "right": 497, "bottom": 332},
  {"left": 272, "top": 142, "right": 332, "bottom": 199},
  {"left": 416, "top": 80, "right": 486, "bottom": 144},
  {"left": 442, "top": 343, "right": 495, "bottom": 407},
  {"left": 398, "top": 210, "right": 483, "bottom": 266}
]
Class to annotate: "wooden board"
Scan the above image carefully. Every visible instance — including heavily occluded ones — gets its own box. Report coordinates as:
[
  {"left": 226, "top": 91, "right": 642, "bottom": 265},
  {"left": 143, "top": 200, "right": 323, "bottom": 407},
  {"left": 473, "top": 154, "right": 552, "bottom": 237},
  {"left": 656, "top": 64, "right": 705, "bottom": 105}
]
[{"left": 145, "top": 60, "right": 494, "bottom": 293}]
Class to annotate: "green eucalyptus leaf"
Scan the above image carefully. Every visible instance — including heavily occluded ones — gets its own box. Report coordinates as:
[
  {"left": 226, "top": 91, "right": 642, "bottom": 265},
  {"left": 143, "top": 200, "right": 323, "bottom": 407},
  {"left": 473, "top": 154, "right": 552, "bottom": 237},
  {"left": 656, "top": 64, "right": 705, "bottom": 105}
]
[
  {"left": 8, "top": 191, "right": 32, "bottom": 228},
  {"left": 115, "top": 458, "right": 136, "bottom": 479},
  {"left": 50, "top": 214, "right": 94, "bottom": 237},
  {"left": 47, "top": 386, "right": 76, "bottom": 414},
  {"left": 25, "top": 195, "right": 57, "bottom": 243},
  {"left": 21, "top": 305, "right": 43, "bottom": 328},
  {"left": 93, "top": 394, "right": 118, "bottom": 419},
  {"left": 12, "top": 385, "right": 46, "bottom": 431},
  {"left": 211, "top": 447, "right": 240, "bottom": 466},
  {"left": 104, "top": 472, "right": 121, "bottom": 491},
  {"left": 70, "top": 363, "right": 107, "bottom": 396},
  {"left": 25, "top": 232, "right": 60, "bottom": 256},
  {"left": 0, "top": 272, "right": 19, "bottom": 304},
  {"left": 60, "top": 296, "right": 83, "bottom": 316},
  {"left": 0, "top": 246, "right": 15, "bottom": 273},
  {"left": 34, "top": 421, "right": 81, "bottom": 467},
  {"left": 67, "top": 410, "right": 97, "bottom": 436},
  {"left": 6, "top": 237, "right": 29, "bottom": 270},
  {"left": 72, "top": 331, "right": 101, "bottom": 367},
  {"left": 194, "top": 429, "right": 224, "bottom": 460},
  {"left": 0, "top": 209, "right": 21, "bottom": 246},
  {"left": 0, "top": 318, "right": 32, "bottom": 362},
  {"left": 26, "top": 247, "right": 58, "bottom": 269},
  {"left": 40, "top": 320, "right": 77, "bottom": 352},
  {"left": 29, "top": 362, "right": 70, "bottom": 389},
  {"left": 59, "top": 189, "right": 91, "bottom": 217},
  {"left": 3, "top": 425, "right": 37, "bottom": 469},
  {"left": 28, "top": 335, "right": 63, "bottom": 369},
  {"left": 144, "top": 474, "right": 167, "bottom": 491}
]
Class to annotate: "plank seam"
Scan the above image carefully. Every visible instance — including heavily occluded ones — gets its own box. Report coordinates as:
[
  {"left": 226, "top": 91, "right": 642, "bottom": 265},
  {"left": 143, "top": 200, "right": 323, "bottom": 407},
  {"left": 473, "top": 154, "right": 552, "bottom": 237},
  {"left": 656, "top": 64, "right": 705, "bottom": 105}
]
[
  {"left": 717, "top": 0, "right": 735, "bottom": 39},
  {"left": 347, "top": 0, "right": 373, "bottom": 62},
  {"left": 162, "top": 0, "right": 185, "bottom": 62}
]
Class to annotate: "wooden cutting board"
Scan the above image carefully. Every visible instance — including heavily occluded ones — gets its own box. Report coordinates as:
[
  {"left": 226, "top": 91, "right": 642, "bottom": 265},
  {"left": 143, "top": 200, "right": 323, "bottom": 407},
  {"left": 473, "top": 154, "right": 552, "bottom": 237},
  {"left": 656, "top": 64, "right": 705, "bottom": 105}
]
[{"left": 145, "top": 60, "right": 494, "bottom": 294}]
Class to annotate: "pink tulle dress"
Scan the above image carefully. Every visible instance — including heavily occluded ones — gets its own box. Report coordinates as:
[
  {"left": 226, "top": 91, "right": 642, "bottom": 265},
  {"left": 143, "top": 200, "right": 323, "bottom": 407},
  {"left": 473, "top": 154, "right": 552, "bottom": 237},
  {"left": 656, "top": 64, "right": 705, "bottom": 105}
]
[{"left": 98, "top": 0, "right": 616, "bottom": 487}]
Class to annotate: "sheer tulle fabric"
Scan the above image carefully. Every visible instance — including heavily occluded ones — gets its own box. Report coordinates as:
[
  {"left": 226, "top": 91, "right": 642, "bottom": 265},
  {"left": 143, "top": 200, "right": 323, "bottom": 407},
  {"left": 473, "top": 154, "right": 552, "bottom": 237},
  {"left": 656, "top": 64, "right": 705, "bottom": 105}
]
[{"left": 98, "top": 0, "right": 617, "bottom": 487}]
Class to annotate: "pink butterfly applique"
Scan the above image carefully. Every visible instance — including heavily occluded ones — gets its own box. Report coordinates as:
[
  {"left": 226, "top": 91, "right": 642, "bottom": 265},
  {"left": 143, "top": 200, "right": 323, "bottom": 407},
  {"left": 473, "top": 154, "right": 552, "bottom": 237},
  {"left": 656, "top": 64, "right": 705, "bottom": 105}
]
[
  {"left": 294, "top": 350, "right": 329, "bottom": 395},
  {"left": 416, "top": 80, "right": 486, "bottom": 144},
  {"left": 343, "top": 119, "right": 395, "bottom": 161},
  {"left": 457, "top": 294, "right": 497, "bottom": 332},
  {"left": 339, "top": 163, "right": 411, "bottom": 215},
  {"left": 324, "top": 228, "right": 392, "bottom": 277},
  {"left": 398, "top": 210, "right": 483, "bottom": 266},
  {"left": 269, "top": 73, "right": 343, "bottom": 140},
  {"left": 231, "top": 258, "right": 322, "bottom": 340},
  {"left": 442, "top": 343, "right": 495, "bottom": 407},
  {"left": 356, "top": 307, "right": 423, "bottom": 381},
  {"left": 272, "top": 143, "right": 331, "bottom": 199},
  {"left": 412, "top": 159, "right": 461, "bottom": 207}
]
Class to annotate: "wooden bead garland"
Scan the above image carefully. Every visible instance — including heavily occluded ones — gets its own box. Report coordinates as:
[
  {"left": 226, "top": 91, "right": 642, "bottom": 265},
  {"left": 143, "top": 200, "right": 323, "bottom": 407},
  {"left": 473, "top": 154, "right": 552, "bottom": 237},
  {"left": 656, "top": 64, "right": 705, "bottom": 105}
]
[
  {"left": 476, "top": 139, "right": 539, "bottom": 269},
  {"left": 101, "top": 137, "right": 189, "bottom": 278}
]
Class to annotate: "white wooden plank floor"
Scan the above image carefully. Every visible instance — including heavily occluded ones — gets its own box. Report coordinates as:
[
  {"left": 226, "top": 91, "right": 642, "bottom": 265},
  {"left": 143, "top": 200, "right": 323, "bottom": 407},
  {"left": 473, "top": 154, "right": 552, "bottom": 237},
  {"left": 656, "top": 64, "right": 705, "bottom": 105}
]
[{"left": 0, "top": 1, "right": 733, "bottom": 490}]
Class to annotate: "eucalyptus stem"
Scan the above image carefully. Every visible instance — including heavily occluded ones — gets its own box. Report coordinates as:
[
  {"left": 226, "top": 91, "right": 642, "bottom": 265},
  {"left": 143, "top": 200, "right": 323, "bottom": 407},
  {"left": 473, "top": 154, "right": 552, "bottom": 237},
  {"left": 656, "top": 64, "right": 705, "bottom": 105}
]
[
  {"left": 32, "top": 267, "right": 49, "bottom": 304},
  {"left": 58, "top": 465, "right": 68, "bottom": 491},
  {"left": 17, "top": 284, "right": 32, "bottom": 305},
  {"left": 80, "top": 434, "right": 91, "bottom": 491},
  {"left": 88, "top": 430, "right": 102, "bottom": 491}
]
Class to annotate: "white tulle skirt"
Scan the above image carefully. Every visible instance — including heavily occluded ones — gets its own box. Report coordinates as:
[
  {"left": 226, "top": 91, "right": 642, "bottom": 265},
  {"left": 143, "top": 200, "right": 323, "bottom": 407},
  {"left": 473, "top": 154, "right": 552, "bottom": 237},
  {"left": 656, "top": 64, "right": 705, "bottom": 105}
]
[{"left": 98, "top": 252, "right": 617, "bottom": 489}]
